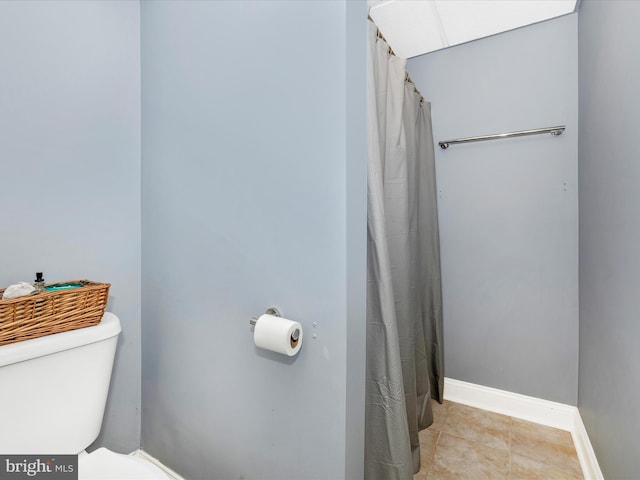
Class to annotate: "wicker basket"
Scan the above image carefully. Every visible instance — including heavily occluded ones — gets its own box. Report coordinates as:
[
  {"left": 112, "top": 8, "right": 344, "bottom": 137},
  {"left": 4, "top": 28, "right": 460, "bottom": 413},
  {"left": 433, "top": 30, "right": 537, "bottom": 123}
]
[{"left": 0, "top": 280, "right": 110, "bottom": 346}]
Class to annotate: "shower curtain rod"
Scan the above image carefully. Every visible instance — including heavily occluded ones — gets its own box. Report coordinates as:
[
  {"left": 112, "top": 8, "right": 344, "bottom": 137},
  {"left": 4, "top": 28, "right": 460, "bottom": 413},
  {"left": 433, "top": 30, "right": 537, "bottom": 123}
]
[
  {"left": 369, "top": 16, "right": 424, "bottom": 104},
  {"left": 438, "top": 125, "right": 566, "bottom": 150}
]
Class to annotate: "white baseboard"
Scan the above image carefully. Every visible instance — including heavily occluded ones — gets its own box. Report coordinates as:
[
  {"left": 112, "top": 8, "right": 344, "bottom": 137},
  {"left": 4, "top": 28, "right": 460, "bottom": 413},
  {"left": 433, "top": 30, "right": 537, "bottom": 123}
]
[
  {"left": 444, "top": 377, "right": 576, "bottom": 431},
  {"left": 443, "top": 377, "right": 603, "bottom": 480},
  {"left": 130, "top": 449, "right": 186, "bottom": 480},
  {"left": 572, "top": 411, "right": 605, "bottom": 480}
]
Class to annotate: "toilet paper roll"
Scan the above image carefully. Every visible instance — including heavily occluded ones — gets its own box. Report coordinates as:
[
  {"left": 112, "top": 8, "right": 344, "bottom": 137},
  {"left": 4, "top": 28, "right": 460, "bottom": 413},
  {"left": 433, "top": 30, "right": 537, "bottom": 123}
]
[{"left": 253, "top": 314, "right": 303, "bottom": 356}]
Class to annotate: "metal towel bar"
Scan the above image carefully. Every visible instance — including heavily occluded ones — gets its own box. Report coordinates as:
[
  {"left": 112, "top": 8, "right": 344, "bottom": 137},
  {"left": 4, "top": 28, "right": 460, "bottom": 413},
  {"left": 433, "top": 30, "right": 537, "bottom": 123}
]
[{"left": 439, "top": 125, "right": 565, "bottom": 150}]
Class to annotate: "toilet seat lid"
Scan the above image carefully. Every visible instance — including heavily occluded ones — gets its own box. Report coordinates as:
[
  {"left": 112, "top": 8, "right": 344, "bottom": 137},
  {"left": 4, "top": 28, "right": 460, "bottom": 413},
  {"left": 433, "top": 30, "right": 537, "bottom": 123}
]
[{"left": 79, "top": 448, "right": 169, "bottom": 480}]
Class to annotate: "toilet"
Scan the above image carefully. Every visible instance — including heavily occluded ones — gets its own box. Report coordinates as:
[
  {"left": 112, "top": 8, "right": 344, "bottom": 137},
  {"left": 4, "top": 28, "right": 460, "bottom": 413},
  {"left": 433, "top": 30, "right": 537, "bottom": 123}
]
[{"left": 0, "top": 312, "right": 169, "bottom": 479}]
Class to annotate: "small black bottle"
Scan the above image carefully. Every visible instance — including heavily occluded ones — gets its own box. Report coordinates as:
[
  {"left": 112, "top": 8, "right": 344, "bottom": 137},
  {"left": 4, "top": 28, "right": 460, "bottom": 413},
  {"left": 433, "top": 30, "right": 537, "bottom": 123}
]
[{"left": 34, "top": 272, "right": 45, "bottom": 292}]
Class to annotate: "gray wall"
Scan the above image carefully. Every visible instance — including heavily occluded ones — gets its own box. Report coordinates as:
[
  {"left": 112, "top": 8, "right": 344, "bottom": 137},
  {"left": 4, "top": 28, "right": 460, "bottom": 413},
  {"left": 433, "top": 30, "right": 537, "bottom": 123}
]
[
  {"left": 140, "top": 1, "right": 366, "bottom": 479},
  {"left": 578, "top": 1, "right": 640, "bottom": 477},
  {"left": 345, "top": 1, "right": 368, "bottom": 479},
  {"left": 408, "top": 15, "right": 579, "bottom": 404},
  {"left": 0, "top": 1, "right": 141, "bottom": 452}
]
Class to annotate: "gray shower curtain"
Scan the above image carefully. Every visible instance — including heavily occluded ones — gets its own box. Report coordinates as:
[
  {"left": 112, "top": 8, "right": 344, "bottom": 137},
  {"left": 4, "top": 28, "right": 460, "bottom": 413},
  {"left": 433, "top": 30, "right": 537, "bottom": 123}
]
[{"left": 365, "top": 21, "right": 444, "bottom": 480}]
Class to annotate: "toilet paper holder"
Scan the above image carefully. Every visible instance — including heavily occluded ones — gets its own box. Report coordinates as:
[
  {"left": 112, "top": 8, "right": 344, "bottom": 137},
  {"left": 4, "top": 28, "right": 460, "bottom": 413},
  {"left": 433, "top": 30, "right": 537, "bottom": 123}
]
[
  {"left": 250, "top": 307, "right": 301, "bottom": 343},
  {"left": 249, "top": 307, "right": 281, "bottom": 326}
]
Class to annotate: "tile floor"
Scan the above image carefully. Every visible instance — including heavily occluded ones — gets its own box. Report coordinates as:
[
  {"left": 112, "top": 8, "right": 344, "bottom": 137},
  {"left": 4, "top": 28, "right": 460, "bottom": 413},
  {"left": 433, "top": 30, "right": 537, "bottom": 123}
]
[{"left": 414, "top": 400, "right": 584, "bottom": 480}]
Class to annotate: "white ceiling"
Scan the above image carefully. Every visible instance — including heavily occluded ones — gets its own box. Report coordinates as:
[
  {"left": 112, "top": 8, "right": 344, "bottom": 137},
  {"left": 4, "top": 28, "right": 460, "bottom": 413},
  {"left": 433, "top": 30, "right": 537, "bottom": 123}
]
[{"left": 369, "top": 0, "right": 579, "bottom": 58}]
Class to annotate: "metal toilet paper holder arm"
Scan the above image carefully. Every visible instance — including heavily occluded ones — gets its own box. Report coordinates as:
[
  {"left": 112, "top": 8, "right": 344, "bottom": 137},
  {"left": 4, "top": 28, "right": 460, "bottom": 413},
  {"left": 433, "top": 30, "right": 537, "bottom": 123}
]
[{"left": 249, "top": 307, "right": 281, "bottom": 326}]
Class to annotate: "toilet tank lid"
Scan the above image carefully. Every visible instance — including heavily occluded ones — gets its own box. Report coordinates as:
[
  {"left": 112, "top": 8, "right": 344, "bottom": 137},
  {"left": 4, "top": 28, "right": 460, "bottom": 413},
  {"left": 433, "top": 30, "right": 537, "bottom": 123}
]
[{"left": 0, "top": 312, "right": 121, "bottom": 368}]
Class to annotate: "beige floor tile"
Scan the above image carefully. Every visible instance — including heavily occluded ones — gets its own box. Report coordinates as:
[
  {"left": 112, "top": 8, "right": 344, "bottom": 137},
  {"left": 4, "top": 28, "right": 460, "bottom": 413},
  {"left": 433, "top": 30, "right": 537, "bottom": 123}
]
[
  {"left": 418, "top": 428, "right": 440, "bottom": 470},
  {"left": 510, "top": 418, "right": 582, "bottom": 477},
  {"left": 510, "top": 452, "right": 583, "bottom": 480},
  {"left": 431, "top": 400, "right": 453, "bottom": 420},
  {"left": 430, "top": 399, "right": 449, "bottom": 430},
  {"left": 428, "top": 432, "right": 509, "bottom": 480},
  {"left": 413, "top": 469, "right": 429, "bottom": 480},
  {"left": 438, "top": 402, "right": 510, "bottom": 451}
]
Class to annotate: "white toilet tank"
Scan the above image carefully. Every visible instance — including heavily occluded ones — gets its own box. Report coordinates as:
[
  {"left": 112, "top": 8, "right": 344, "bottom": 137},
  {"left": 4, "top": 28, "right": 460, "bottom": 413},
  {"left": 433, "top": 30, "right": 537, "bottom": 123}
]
[{"left": 0, "top": 312, "right": 121, "bottom": 454}]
